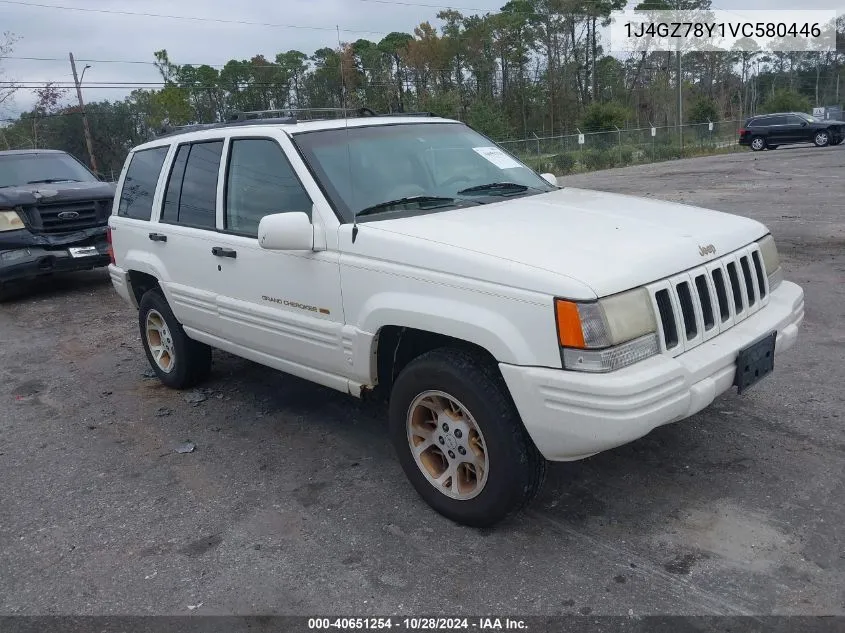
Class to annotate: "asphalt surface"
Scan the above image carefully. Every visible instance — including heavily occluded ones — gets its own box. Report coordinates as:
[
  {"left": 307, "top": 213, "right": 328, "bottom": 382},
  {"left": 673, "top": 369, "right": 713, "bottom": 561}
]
[{"left": 1, "top": 143, "right": 843, "bottom": 617}]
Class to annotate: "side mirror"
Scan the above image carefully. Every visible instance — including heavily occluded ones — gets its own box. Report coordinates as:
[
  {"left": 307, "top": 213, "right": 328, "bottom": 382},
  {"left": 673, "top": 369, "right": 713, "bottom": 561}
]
[
  {"left": 541, "top": 172, "right": 558, "bottom": 186},
  {"left": 257, "top": 212, "right": 314, "bottom": 251}
]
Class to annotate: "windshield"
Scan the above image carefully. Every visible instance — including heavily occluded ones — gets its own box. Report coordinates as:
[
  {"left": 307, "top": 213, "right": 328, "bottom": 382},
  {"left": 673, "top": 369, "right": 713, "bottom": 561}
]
[
  {"left": 0, "top": 152, "right": 99, "bottom": 188},
  {"left": 292, "top": 122, "right": 556, "bottom": 222}
]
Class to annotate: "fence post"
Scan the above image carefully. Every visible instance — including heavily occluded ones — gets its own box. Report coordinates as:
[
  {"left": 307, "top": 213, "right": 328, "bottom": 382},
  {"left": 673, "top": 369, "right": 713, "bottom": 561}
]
[
  {"left": 615, "top": 125, "right": 622, "bottom": 163},
  {"left": 650, "top": 121, "right": 655, "bottom": 161},
  {"left": 532, "top": 131, "right": 540, "bottom": 163},
  {"left": 576, "top": 128, "right": 584, "bottom": 167}
]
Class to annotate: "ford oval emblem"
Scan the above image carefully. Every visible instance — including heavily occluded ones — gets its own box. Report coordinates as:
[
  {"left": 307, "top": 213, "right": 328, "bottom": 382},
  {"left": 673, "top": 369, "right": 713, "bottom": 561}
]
[{"left": 57, "top": 211, "right": 80, "bottom": 220}]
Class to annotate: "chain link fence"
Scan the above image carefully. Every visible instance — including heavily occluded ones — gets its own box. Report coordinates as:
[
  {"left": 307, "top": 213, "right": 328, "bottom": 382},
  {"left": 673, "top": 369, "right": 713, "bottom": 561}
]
[{"left": 497, "top": 120, "right": 744, "bottom": 175}]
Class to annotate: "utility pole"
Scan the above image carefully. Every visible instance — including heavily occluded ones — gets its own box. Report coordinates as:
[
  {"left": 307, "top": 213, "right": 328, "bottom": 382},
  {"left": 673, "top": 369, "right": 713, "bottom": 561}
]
[{"left": 69, "top": 52, "right": 98, "bottom": 175}]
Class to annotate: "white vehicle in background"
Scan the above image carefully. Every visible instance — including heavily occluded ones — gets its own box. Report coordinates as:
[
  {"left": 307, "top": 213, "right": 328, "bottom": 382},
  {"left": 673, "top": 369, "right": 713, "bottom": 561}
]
[{"left": 107, "top": 109, "right": 804, "bottom": 527}]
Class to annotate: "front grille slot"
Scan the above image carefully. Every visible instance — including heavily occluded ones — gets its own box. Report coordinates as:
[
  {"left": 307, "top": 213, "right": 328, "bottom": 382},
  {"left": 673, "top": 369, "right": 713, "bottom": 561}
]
[
  {"left": 676, "top": 281, "right": 697, "bottom": 340},
  {"left": 752, "top": 251, "right": 767, "bottom": 299},
  {"left": 649, "top": 245, "right": 770, "bottom": 357},
  {"left": 712, "top": 268, "right": 730, "bottom": 323},
  {"left": 655, "top": 289, "right": 678, "bottom": 350},
  {"left": 726, "top": 261, "right": 744, "bottom": 314},
  {"left": 30, "top": 200, "right": 103, "bottom": 234},
  {"left": 740, "top": 256, "right": 756, "bottom": 307},
  {"left": 694, "top": 274, "right": 715, "bottom": 331}
]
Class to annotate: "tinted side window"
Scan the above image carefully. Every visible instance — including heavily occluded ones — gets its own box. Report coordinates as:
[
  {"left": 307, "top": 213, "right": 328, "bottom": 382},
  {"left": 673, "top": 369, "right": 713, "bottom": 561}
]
[
  {"left": 117, "top": 146, "right": 169, "bottom": 220},
  {"left": 786, "top": 115, "right": 805, "bottom": 125},
  {"left": 160, "top": 141, "right": 223, "bottom": 229},
  {"left": 768, "top": 116, "right": 787, "bottom": 126},
  {"left": 161, "top": 144, "right": 189, "bottom": 223},
  {"left": 224, "top": 138, "right": 312, "bottom": 237}
]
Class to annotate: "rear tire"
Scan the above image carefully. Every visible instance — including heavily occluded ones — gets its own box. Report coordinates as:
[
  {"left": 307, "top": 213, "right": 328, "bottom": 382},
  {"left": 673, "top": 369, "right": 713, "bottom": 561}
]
[
  {"left": 814, "top": 130, "right": 831, "bottom": 147},
  {"left": 138, "top": 288, "right": 212, "bottom": 389},
  {"left": 750, "top": 136, "right": 766, "bottom": 151},
  {"left": 389, "top": 347, "right": 546, "bottom": 527}
]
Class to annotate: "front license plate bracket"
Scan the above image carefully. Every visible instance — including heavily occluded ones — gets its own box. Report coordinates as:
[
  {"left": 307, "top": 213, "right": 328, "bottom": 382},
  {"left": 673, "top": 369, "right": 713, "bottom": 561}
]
[
  {"left": 68, "top": 246, "right": 99, "bottom": 258},
  {"left": 734, "top": 331, "right": 777, "bottom": 394}
]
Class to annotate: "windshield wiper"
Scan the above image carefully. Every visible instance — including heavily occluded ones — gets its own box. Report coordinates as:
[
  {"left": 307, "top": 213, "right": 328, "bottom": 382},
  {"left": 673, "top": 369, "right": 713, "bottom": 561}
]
[
  {"left": 356, "top": 195, "right": 457, "bottom": 218},
  {"left": 26, "top": 178, "right": 80, "bottom": 184},
  {"left": 457, "top": 182, "right": 537, "bottom": 196}
]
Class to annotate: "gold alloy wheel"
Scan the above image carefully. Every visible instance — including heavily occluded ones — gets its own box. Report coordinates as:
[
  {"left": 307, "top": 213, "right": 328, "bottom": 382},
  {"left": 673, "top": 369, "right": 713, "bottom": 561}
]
[
  {"left": 145, "top": 309, "right": 176, "bottom": 373},
  {"left": 406, "top": 390, "right": 490, "bottom": 500}
]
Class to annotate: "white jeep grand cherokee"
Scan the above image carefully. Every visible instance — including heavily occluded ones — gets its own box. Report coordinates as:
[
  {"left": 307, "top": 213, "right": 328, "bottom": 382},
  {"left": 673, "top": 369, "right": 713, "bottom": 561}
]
[{"left": 107, "top": 111, "right": 804, "bottom": 527}]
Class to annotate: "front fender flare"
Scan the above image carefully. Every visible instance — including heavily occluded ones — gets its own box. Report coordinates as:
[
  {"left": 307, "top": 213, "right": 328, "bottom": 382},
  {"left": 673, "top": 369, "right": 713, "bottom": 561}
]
[{"left": 357, "top": 291, "right": 550, "bottom": 367}]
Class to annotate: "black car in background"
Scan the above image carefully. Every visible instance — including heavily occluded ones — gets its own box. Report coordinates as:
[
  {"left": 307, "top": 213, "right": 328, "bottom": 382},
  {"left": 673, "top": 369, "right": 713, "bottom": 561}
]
[
  {"left": 0, "top": 149, "right": 116, "bottom": 300},
  {"left": 739, "top": 112, "right": 845, "bottom": 151}
]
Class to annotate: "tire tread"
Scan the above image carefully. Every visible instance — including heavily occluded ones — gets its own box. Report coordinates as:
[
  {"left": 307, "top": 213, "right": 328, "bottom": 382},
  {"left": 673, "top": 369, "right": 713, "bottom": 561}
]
[
  {"left": 139, "top": 288, "right": 212, "bottom": 389},
  {"left": 390, "top": 346, "right": 546, "bottom": 526}
]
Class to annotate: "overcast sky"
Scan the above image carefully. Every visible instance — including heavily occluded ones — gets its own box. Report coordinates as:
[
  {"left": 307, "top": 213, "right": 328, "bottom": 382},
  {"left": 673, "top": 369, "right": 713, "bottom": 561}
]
[{"left": 1, "top": 0, "right": 842, "bottom": 116}]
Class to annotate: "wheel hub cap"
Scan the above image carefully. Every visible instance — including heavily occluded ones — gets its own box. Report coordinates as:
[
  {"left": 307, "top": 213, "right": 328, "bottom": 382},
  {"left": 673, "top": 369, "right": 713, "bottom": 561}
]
[
  {"left": 406, "top": 390, "right": 489, "bottom": 501},
  {"left": 145, "top": 309, "right": 176, "bottom": 373}
]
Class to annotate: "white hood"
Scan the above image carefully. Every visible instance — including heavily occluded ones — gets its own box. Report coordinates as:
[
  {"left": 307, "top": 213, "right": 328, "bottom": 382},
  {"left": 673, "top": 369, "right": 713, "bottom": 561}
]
[{"left": 363, "top": 187, "right": 769, "bottom": 297}]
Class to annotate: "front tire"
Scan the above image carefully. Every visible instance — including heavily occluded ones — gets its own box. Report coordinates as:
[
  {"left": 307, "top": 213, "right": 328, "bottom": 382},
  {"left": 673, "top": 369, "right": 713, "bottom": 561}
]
[
  {"left": 750, "top": 136, "right": 766, "bottom": 151},
  {"left": 389, "top": 347, "right": 546, "bottom": 527},
  {"left": 138, "top": 288, "right": 212, "bottom": 389},
  {"left": 814, "top": 130, "right": 831, "bottom": 147}
]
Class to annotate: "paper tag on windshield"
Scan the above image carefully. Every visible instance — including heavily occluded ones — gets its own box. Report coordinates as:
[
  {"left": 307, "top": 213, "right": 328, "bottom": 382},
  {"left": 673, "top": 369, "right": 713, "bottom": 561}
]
[{"left": 473, "top": 146, "right": 522, "bottom": 169}]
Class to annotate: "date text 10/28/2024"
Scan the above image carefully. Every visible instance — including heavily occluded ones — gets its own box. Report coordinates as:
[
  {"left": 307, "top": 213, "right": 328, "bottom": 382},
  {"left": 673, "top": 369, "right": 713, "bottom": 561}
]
[{"left": 308, "top": 618, "right": 527, "bottom": 630}]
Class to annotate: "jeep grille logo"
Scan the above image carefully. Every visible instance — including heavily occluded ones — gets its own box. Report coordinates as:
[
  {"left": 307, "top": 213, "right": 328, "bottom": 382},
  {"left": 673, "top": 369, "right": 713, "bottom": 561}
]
[
  {"left": 699, "top": 244, "right": 716, "bottom": 257},
  {"left": 57, "top": 211, "right": 80, "bottom": 220}
]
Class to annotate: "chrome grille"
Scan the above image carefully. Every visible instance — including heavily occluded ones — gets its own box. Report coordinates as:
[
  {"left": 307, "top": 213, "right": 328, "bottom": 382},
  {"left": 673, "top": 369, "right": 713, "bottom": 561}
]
[
  {"left": 31, "top": 200, "right": 106, "bottom": 234},
  {"left": 647, "top": 244, "right": 770, "bottom": 357}
]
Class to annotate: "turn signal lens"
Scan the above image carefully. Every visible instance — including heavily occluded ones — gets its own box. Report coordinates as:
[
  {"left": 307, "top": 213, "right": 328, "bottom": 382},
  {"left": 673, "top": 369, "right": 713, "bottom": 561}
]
[{"left": 555, "top": 300, "right": 586, "bottom": 348}]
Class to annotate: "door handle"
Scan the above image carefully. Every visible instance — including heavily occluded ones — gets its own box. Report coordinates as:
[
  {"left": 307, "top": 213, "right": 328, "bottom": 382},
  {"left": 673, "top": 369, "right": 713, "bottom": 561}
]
[
  {"left": 148, "top": 233, "right": 167, "bottom": 242},
  {"left": 211, "top": 246, "right": 237, "bottom": 258}
]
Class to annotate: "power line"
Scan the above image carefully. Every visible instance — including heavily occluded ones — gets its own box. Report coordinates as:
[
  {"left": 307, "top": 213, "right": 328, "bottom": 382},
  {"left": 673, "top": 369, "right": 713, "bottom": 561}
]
[
  {"left": 356, "top": 0, "right": 494, "bottom": 10},
  {"left": 0, "top": 0, "right": 390, "bottom": 35}
]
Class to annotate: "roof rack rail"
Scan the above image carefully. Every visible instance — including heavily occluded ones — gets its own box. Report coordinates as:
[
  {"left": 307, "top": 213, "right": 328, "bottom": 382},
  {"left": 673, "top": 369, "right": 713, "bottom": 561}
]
[
  {"left": 152, "top": 106, "right": 440, "bottom": 138},
  {"left": 230, "top": 107, "right": 377, "bottom": 122},
  {"left": 382, "top": 111, "right": 436, "bottom": 117},
  {"left": 153, "top": 116, "right": 298, "bottom": 138}
]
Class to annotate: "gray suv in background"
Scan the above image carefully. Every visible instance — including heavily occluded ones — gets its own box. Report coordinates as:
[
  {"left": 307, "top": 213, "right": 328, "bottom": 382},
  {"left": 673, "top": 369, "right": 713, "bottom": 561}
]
[{"left": 0, "top": 149, "right": 116, "bottom": 300}]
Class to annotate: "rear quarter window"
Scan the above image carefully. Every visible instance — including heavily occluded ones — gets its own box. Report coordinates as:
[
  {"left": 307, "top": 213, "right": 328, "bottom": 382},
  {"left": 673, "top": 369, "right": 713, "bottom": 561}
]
[{"left": 117, "top": 146, "right": 169, "bottom": 221}]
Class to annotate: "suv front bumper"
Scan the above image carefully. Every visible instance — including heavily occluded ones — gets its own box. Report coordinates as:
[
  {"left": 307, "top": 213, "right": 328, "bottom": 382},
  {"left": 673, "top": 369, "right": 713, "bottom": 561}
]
[{"left": 499, "top": 280, "right": 805, "bottom": 462}]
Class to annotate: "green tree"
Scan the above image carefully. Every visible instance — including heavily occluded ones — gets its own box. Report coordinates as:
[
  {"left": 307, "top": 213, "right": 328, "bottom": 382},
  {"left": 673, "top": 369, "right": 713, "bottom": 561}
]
[
  {"left": 378, "top": 32, "right": 413, "bottom": 112},
  {"left": 687, "top": 97, "right": 719, "bottom": 123},
  {"left": 761, "top": 89, "right": 811, "bottom": 114},
  {"left": 580, "top": 102, "right": 632, "bottom": 131}
]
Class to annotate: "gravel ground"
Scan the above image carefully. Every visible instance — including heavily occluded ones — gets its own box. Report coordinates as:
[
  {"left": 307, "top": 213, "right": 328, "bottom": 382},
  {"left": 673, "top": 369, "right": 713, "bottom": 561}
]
[{"left": 1, "top": 143, "right": 843, "bottom": 617}]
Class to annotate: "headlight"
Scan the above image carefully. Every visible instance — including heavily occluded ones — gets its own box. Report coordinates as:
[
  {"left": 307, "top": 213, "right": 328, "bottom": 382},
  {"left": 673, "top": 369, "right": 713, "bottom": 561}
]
[
  {"left": 554, "top": 287, "right": 660, "bottom": 373},
  {"left": 0, "top": 209, "right": 24, "bottom": 232},
  {"left": 757, "top": 234, "right": 782, "bottom": 291}
]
